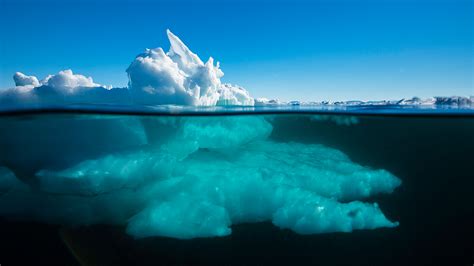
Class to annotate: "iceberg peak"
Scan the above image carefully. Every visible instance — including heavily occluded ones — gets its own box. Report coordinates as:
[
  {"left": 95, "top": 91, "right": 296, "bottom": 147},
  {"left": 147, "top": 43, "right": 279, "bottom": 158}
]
[
  {"left": 127, "top": 30, "right": 253, "bottom": 106},
  {"left": 166, "top": 29, "right": 204, "bottom": 67}
]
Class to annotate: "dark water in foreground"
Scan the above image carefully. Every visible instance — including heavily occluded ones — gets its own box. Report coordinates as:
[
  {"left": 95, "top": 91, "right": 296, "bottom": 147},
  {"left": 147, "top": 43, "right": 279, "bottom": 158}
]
[{"left": 0, "top": 109, "right": 473, "bottom": 265}]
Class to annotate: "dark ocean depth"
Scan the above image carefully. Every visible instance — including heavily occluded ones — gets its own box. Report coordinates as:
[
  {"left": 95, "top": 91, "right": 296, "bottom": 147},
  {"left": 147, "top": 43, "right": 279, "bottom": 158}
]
[{"left": 0, "top": 112, "right": 472, "bottom": 265}]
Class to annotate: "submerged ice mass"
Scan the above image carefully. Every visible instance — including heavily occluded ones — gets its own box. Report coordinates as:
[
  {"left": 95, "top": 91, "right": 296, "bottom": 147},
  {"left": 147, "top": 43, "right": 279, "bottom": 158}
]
[{"left": 0, "top": 114, "right": 401, "bottom": 239}]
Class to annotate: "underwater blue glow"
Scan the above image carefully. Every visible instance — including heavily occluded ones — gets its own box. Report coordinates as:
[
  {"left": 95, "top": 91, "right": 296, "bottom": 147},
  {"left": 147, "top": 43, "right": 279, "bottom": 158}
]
[{"left": 0, "top": 115, "right": 401, "bottom": 239}]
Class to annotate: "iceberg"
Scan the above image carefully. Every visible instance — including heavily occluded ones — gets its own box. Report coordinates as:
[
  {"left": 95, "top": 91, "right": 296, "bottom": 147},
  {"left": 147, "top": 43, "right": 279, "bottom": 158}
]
[
  {"left": 0, "top": 70, "right": 124, "bottom": 107},
  {"left": 0, "top": 30, "right": 402, "bottom": 240},
  {"left": 13, "top": 72, "right": 40, "bottom": 89}
]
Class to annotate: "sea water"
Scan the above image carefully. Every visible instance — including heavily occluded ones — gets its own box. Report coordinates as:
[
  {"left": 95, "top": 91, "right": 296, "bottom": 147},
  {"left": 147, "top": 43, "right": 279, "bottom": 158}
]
[{"left": 0, "top": 106, "right": 472, "bottom": 265}]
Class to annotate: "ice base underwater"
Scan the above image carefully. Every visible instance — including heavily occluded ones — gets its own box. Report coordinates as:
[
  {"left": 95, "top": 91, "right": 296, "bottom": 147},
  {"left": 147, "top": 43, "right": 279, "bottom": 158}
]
[{"left": 0, "top": 114, "right": 401, "bottom": 239}]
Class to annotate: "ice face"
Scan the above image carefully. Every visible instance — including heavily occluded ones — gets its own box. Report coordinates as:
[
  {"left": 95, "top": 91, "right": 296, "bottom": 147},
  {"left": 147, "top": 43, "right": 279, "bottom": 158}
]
[
  {"left": 166, "top": 29, "right": 204, "bottom": 70},
  {"left": 126, "top": 29, "right": 253, "bottom": 106},
  {"left": 0, "top": 115, "right": 401, "bottom": 239}
]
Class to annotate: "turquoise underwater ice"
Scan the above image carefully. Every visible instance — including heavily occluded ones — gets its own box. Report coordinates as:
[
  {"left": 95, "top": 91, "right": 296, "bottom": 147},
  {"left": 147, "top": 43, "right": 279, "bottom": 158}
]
[{"left": 0, "top": 115, "right": 401, "bottom": 239}]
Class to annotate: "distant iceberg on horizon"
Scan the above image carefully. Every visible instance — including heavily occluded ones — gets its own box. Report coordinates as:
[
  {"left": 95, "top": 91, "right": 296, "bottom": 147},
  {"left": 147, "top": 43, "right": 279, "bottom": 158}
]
[{"left": 282, "top": 96, "right": 473, "bottom": 107}]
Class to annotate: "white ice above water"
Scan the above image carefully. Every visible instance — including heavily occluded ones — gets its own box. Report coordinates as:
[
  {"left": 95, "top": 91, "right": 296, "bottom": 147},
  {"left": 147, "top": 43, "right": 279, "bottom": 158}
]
[
  {"left": 127, "top": 30, "right": 254, "bottom": 106},
  {"left": 1, "top": 30, "right": 254, "bottom": 107},
  {"left": 1, "top": 30, "right": 470, "bottom": 108}
]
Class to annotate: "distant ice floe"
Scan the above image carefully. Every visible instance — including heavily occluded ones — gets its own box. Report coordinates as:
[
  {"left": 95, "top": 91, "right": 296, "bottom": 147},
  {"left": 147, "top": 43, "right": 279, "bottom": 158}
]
[
  {"left": 433, "top": 96, "right": 473, "bottom": 106},
  {"left": 0, "top": 30, "right": 254, "bottom": 107},
  {"left": 0, "top": 116, "right": 401, "bottom": 239},
  {"left": 287, "top": 96, "right": 473, "bottom": 107},
  {"left": 254, "top": 98, "right": 281, "bottom": 106}
]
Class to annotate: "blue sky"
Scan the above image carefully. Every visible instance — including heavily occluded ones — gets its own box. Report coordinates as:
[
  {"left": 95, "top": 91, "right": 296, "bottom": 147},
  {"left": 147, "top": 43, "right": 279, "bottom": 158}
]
[{"left": 0, "top": 0, "right": 472, "bottom": 101}]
